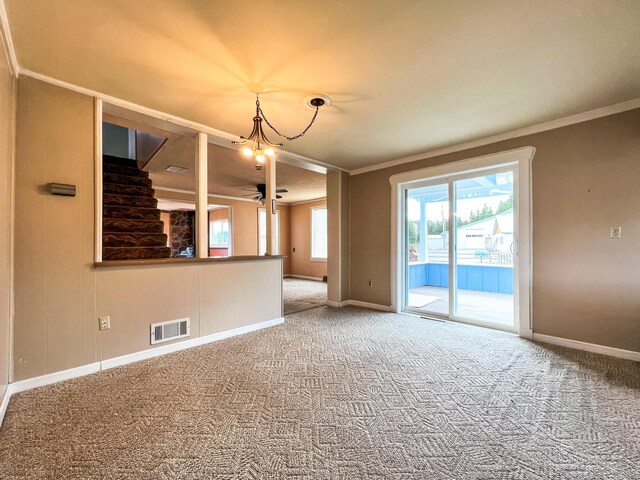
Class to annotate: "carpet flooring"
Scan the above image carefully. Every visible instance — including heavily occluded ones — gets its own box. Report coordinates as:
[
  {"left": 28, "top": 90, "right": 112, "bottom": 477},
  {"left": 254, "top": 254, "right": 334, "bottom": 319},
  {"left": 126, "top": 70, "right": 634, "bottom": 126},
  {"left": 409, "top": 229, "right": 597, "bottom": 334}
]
[
  {"left": 283, "top": 277, "right": 327, "bottom": 315},
  {"left": 0, "top": 307, "right": 638, "bottom": 479}
]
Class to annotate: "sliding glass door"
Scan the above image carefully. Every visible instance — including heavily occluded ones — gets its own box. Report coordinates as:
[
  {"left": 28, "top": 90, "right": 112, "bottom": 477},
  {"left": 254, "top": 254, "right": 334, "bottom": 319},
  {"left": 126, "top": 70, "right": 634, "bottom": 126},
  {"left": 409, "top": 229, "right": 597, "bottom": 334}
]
[{"left": 404, "top": 167, "right": 517, "bottom": 331}]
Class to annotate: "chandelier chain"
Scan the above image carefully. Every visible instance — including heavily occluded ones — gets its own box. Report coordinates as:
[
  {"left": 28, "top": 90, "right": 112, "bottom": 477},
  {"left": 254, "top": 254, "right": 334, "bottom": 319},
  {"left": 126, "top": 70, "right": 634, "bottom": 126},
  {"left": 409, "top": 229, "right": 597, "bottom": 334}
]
[{"left": 257, "top": 96, "right": 320, "bottom": 141}]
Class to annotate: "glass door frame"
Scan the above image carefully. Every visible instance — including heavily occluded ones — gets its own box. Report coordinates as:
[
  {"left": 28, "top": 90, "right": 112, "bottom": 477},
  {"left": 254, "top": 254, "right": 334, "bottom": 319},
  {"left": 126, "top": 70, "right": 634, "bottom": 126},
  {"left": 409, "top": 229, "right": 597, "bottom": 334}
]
[
  {"left": 391, "top": 147, "right": 534, "bottom": 338},
  {"left": 402, "top": 165, "right": 518, "bottom": 332}
]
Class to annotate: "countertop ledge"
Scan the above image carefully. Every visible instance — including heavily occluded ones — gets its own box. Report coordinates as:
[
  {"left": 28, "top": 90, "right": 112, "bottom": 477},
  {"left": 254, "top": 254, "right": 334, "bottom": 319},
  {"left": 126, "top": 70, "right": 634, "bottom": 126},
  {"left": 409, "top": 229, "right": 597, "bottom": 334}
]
[{"left": 94, "top": 255, "right": 286, "bottom": 268}]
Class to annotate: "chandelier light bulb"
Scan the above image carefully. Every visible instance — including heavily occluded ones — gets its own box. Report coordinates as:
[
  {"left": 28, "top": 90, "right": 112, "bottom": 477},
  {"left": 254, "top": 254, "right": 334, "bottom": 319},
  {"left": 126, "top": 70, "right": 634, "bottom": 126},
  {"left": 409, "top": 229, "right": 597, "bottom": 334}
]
[
  {"left": 256, "top": 154, "right": 265, "bottom": 164},
  {"left": 242, "top": 147, "right": 253, "bottom": 157},
  {"left": 265, "top": 148, "right": 275, "bottom": 157}
]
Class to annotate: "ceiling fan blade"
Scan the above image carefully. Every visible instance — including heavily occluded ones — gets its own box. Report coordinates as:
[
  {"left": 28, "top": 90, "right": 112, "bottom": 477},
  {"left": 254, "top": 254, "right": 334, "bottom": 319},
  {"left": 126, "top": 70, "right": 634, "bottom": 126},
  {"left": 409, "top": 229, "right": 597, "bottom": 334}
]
[
  {"left": 276, "top": 195, "right": 282, "bottom": 199},
  {"left": 241, "top": 193, "right": 259, "bottom": 196},
  {"left": 276, "top": 189, "right": 288, "bottom": 193}
]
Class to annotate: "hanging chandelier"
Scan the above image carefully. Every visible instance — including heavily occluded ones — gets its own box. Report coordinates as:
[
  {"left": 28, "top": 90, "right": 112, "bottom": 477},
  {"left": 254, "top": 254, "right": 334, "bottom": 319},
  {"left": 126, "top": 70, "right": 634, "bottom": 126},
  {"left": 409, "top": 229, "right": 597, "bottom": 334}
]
[{"left": 232, "top": 93, "right": 331, "bottom": 170}]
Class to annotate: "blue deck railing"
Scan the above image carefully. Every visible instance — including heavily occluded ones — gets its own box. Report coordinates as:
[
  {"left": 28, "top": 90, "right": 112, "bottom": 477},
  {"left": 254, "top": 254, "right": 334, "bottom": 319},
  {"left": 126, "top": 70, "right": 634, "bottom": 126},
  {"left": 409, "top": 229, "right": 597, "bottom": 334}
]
[{"left": 409, "top": 263, "right": 513, "bottom": 294}]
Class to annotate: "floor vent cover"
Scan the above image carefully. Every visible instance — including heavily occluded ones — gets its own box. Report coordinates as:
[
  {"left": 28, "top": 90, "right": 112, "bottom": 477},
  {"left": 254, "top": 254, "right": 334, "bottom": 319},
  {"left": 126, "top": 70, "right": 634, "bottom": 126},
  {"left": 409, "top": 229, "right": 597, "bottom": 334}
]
[{"left": 151, "top": 318, "right": 190, "bottom": 345}]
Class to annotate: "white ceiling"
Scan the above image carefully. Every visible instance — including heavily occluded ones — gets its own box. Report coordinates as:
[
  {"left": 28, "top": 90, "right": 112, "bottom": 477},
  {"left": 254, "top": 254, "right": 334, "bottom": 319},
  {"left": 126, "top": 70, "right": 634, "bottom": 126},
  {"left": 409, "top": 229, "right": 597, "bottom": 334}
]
[{"left": 6, "top": 0, "right": 640, "bottom": 170}]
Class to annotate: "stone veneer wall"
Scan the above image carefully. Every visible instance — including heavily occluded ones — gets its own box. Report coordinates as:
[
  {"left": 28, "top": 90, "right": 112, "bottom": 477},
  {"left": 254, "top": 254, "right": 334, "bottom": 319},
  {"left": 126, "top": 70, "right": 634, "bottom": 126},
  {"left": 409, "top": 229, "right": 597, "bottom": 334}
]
[{"left": 169, "top": 210, "right": 195, "bottom": 257}]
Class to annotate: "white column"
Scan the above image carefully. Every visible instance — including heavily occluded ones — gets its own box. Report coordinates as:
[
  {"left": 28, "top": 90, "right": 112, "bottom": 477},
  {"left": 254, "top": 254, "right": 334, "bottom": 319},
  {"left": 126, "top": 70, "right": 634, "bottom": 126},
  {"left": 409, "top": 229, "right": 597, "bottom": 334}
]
[
  {"left": 265, "top": 155, "right": 277, "bottom": 255},
  {"left": 419, "top": 197, "right": 428, "bottom": 263},
  {"left": 195, "top": 132, "right": 208, "bottom": 258}
]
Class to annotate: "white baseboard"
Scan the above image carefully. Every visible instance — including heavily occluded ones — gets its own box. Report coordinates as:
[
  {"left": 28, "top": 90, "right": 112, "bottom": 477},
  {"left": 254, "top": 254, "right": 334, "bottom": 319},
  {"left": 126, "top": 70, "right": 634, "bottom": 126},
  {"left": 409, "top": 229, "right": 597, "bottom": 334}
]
[
  {"left": 327, "top": 300, "right": 350, "bottom": 308},
  {"left": 284, "top": 274, "right": 324, "bottom": 281},
  {"left": 11, "top": 363, "right": 101, "bottom": 394},
  {"left": 341, "top": 300, "right": 392, "bottom": 312},
  {"left": 532, "top": 333, "right": 640, "bottom": 362},
  {"left": 102, "top": 317, "right": 284, "bottom": 370},
  {"left": 0, "top": 385, "right": 12, "bottom": 427},
  {"left": 0, "top": 317, "right": 285, "bottom": 427}
]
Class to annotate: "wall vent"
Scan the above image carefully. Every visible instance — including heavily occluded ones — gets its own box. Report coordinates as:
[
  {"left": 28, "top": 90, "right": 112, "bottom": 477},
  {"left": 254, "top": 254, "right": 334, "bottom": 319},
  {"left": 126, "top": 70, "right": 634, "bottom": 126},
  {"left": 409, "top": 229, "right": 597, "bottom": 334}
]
[{"left": 150, "top": 318, "right": 190, "bottom": 345}]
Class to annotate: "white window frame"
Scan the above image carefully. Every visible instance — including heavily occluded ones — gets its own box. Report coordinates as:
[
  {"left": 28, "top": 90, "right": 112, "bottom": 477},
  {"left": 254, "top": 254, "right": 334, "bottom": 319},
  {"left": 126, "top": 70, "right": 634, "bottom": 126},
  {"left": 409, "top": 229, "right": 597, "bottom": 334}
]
[
  {"left": 389, "top": 146, "right": 534, "bottom": 339},
  {"left": 310, "top": 205, "right": 328, "bottom": 262},
  {"left": 209, "top": 219, "right": 230, "bottom": 249}
]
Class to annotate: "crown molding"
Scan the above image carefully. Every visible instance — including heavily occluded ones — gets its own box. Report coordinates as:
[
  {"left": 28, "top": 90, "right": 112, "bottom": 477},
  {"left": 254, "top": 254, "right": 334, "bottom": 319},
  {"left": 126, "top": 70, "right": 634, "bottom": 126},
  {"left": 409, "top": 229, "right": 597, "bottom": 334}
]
[
  {"left": 0, "top": 0, "right": 18, "bottom": 77},
  {"left": 154, "top": 186, "right": 258, "bottom": 204},
  {"left": 18, "top": 68, "right": 347, "bottom": 174},
  {"left": 350, "top": 97, "right": 640, "bottom": 176},
  {"left": 288, "top": 197, "right": 327, "bottom": 206}
]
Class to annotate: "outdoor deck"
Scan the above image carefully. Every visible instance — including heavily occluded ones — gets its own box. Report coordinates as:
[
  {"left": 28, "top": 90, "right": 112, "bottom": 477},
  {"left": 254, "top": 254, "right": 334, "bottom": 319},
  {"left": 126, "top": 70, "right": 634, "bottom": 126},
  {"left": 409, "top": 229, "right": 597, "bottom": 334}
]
[{"left": 408, "top": 285, "right": 513, "bottom": 327}]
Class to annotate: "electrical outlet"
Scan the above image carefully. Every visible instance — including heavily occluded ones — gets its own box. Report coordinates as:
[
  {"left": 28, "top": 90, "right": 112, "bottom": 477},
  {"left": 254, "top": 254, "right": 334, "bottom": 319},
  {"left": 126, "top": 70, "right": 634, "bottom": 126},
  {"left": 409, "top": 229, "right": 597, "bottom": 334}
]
[
  {"left": 98, "top": 316, "right": 111, "bottom": 331},
  {"left": 368, "top": 279, "right": 373, "bottom": 287},
  {"left": 610, "top": 226, "right": 622, "bottom": 239}
]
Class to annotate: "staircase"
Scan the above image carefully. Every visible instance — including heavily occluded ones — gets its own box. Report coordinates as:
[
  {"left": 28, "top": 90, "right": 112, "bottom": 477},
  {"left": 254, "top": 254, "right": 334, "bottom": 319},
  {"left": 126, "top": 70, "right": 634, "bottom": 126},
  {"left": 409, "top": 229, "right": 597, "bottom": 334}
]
[{"left": 102, "top": 155, "right": 171, "bottom": 261}]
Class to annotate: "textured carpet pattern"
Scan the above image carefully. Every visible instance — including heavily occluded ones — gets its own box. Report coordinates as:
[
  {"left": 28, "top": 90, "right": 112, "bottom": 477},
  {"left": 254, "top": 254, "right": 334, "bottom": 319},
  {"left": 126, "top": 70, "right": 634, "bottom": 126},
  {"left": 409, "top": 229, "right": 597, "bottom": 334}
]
[
  {"left": 1, "top": 307, "right": 639, "bottom": 479},
  {"left": 283, "top": 277, "right": 327, "bottom": 315}
]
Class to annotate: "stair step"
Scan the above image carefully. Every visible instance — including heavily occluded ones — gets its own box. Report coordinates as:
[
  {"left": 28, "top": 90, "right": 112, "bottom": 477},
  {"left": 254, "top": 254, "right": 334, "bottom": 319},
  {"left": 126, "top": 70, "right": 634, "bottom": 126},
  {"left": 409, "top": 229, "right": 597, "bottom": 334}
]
[
  {"left": 103, "top": 232, "right": 168, "bottom": 248},
  {"left": 103, "top": 246, "right": 171, "bottom": 261},
  {"left": 103, "top": 205, "right": 160, "bottom": 221},
  {"left": 103, "top": 182, "right": 155, "bottom": 197},
  {"left": 103, "top": 172, "right": 152, "bottom": 188},
  {"left": 103, "top": 193, "right": 158, "bottom": 208},
  {"left": 103, "top": 155, "right": 138, "bottom": 169},
  {"left": 103, "top": 218, "right": 165, "bottom": 233},
  {"left": 103, "top": 162, "right": 149, "bottom": 179}
]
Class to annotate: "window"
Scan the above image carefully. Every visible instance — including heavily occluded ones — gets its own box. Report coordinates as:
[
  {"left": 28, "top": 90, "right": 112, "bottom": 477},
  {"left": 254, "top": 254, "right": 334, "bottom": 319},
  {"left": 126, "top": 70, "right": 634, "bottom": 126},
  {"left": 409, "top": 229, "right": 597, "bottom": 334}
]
[
  {"left": 311, "top": 206, "right": 328, "bottom": 260},
  {"left": 258, "top": 208, "right": 279, "bottom": 255},
  {"left": 209, "top": 219, "right": 229, "bottom": 248}
]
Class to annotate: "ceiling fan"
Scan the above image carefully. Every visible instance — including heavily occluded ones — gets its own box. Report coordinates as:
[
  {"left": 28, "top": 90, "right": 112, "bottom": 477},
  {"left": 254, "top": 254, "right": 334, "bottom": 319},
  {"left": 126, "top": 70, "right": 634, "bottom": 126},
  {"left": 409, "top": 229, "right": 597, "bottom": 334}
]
[{"left": 242, "top": 183, "right": 288, "bottom": 204}]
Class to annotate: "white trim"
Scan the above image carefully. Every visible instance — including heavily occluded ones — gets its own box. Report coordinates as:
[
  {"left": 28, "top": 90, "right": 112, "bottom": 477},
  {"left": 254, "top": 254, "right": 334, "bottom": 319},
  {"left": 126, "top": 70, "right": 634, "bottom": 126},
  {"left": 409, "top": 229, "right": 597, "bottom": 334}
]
[
  {"left": 18, "top": 69, "right": 346, "bottom": 174},
  {"left": 532, "top": 334, "right": 640, "bottom": 362},
  {"left": 327, "top": 300, "right": 350, "bottom": 308},
  {"left": 0, "top": 385, "right": 12, "bottom": 427},
  {"left": 154, "top": 186, "right": 259, "bottom": 204},
  {"left": 288, "top": 197, "right": 327, "bottom": 206},
  {"left": 345, "top": 300, "right": 392, "bottom": 312},
  {"left": 0, "top": 0, "right": 18, "bottom": 77},
  {"left": 94, "top": 98, "right": 103, "bottom": 262},
  {"left": 195, "top": 132, "right": 208, "bottom": 258},
  {"left": 389, "top": 147, "right": 534, "bottom": 338},
  {"left": 284, "top": 274, "right": 323, "bottom": 281},
  {"left": 102, "top": 317, "right": 284, "bottom": 370},
  {"left": 10, "top": 363, "right": 101, "bottom": 394},
  {"left": 351, "top": 97, "right": 640, "bottom": 176}
]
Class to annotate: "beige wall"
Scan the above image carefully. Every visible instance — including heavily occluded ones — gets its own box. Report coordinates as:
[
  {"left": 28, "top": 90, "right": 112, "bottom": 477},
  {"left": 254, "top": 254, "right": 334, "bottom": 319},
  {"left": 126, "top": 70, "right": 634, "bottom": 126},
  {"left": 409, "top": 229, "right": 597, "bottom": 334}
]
[
  {"left": 289, "top": 199, "right": 328, "bottom": 279},
  {"left": 350, "top": 109, "right": 640, "bottom": 352},
  {"left": 0, "top": 37, "right": 15, "bottom": 398},
  {"left": 13, "top": 77, "right": 284, "bottom": 382}
]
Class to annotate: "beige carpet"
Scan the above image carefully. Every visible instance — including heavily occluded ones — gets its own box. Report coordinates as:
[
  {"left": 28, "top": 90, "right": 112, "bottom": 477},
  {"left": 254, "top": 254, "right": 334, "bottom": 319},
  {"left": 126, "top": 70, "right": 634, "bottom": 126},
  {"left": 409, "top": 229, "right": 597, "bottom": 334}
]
[
  {"left": 283, "top": 277, "right": 327, "bottom": 315},
  {"left": 0, "top": 307, "right": 639, "bottom": 479}
]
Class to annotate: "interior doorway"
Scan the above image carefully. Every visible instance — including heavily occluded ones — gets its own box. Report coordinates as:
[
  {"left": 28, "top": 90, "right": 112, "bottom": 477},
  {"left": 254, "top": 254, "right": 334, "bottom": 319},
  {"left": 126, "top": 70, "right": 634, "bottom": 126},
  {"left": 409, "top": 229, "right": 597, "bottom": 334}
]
[{"left": 391, "top": 147, "right": 534, "bottom": 337}]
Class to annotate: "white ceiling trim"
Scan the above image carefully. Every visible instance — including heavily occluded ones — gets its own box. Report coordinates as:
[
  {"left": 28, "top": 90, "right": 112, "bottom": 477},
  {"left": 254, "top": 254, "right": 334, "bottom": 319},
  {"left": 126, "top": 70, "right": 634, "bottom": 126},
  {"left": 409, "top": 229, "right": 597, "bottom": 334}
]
[
  {"left": 154, "top": 186, "right": 257, "bottom": 204},
  {"left": 0, "top": 0, "right": 18, "bottom": 77},
  {"left": 18, "top": 68, "right": 347, "bottom": 174},
  {"left": 287, "top": 197, "right": 327, "bottom": 206},
  {"left": 350, "top": 96, "right": 640, "bottom": 176}
]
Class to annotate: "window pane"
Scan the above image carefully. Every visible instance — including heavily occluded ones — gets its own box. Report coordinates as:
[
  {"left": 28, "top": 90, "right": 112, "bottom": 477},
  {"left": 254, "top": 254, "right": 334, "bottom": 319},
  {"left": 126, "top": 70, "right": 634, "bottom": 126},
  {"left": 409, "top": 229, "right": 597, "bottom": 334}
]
[{"left": 312, "top": 207, "right": 328, "bottom": 259}]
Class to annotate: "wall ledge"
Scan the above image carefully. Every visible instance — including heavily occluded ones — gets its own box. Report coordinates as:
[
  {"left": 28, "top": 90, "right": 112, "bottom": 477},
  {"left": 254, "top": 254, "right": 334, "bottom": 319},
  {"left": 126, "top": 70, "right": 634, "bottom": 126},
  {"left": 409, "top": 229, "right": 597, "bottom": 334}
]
[{"left": 94, "top": 255, "right": 286, "bottom": 268}]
